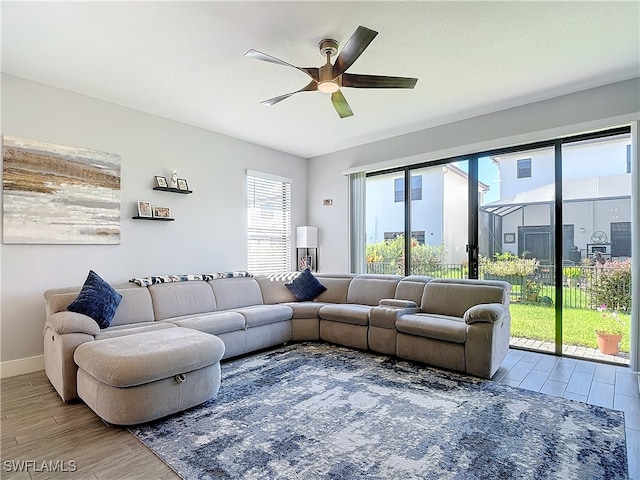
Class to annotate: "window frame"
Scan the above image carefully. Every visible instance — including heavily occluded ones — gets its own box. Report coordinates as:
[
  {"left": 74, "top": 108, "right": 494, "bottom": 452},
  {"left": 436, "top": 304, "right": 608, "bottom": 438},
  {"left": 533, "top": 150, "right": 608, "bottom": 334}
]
[
  {"left": 517, "top": 158, "right": 532, "bottom": 179},
  {"left": 394, "top": 175, "right": 423, "bottom": 202}
]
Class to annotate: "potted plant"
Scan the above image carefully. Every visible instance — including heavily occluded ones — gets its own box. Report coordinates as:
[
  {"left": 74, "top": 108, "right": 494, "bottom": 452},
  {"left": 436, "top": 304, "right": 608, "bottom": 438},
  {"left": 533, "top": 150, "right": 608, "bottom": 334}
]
[{"left": 595, "top": 304, "right": 625, "bottom": 355}]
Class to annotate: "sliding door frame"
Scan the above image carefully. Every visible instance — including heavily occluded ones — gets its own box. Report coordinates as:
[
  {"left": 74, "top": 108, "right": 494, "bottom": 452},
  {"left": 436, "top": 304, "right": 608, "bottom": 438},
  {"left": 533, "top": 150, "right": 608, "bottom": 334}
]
[{"left": 365, "top": 125, "right": 631, "bottom": 360}]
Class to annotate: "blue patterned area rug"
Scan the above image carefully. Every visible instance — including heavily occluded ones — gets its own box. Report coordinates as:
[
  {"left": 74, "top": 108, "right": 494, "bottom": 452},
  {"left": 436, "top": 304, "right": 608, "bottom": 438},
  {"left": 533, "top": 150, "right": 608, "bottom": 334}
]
[{"left": 130, "top": 343, "right": 628, "bottom": 480}]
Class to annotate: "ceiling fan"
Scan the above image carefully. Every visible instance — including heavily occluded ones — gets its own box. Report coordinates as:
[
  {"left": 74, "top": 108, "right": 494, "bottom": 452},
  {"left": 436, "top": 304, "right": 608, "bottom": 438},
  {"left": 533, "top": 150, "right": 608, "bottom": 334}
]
[{"left": 245, "top": 25, "right": 418, "bottom": 118}]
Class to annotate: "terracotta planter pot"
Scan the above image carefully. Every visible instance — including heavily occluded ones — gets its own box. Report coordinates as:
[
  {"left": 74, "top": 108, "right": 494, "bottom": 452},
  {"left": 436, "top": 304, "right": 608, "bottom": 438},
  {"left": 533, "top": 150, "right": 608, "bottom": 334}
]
[{"left": 595, "top": 332, "right": 623, "bottom": 355}]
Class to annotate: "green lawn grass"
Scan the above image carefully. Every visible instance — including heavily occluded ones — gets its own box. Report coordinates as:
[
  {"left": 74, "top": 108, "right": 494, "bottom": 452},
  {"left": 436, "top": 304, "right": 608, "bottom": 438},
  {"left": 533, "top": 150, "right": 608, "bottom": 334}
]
[{"left": 509, "top": 304, "right": 631, "bottom": 353}]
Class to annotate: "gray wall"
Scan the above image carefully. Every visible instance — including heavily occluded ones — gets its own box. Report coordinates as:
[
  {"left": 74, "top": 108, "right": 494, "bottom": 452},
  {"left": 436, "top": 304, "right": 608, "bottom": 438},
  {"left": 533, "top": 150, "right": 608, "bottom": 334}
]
[
  {"left": 0, "top": 74, "right": 307, "bottom": 366},
  {"left": 2, "top": 74, "right": 638, "bottom": 372},
  {"left": 307, "top": 78, "right": 640, "bottom": 273}
]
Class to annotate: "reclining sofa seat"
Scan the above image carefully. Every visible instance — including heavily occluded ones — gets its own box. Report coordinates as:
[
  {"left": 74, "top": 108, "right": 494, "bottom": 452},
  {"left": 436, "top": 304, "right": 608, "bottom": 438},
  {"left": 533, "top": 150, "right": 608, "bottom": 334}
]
[
  {"left": 368, "top": 275, "right": 433, "bottom": 355},
  {"left": 147, "top": 277, "right": 293, "bottom": 359},
  {"left": 395, "top": 278, "right": 511, "bottom": 378},
  {"left": 43, "top": 283, "right": 163, "bottom": 401},
  {"left": 256, "top": 273, "right": 355, "bottom": 341},
  {"left": 318, "top": 274, "right": 402, "bottom": 350}
]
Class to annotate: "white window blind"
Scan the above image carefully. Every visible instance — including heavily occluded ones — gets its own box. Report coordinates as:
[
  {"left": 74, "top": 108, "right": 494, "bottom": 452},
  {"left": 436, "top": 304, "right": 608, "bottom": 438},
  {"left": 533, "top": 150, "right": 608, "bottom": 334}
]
[{"left": 246, "top": 170, "right": 292, "bottom": 274}]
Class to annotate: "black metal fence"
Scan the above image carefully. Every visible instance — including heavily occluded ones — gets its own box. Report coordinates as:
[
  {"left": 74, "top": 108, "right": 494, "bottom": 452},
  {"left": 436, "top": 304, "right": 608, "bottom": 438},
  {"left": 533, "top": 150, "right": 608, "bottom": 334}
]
[{"left": 365, "top": 262, "right": 631, "bottom": 310}]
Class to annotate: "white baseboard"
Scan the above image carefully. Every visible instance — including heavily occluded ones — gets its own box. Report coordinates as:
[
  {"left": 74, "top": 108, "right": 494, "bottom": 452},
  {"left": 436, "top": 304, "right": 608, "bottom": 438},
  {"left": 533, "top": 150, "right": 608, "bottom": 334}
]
[{"left": 0, "top": 355, "right": 45, "bottom": 379}]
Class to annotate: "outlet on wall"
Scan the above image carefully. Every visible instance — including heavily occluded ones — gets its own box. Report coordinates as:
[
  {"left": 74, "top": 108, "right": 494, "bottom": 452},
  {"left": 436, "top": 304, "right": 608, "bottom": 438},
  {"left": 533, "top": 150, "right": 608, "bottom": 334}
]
[{"left": 323, "top": 199, "right": 333, "bottom": 206}]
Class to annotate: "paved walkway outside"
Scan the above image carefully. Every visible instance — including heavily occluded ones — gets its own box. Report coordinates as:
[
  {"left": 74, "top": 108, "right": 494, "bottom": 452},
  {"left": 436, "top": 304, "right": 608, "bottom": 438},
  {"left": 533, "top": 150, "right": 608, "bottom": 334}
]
[{"left": 510, "top": 336, "right": 630, "bottom": 366}]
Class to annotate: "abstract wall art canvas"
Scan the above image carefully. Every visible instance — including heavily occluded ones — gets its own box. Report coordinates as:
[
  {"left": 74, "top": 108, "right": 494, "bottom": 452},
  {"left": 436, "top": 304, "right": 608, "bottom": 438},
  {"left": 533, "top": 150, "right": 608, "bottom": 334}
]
[{"left": 2, "top": 136, "right": 121, "bottom": 244}]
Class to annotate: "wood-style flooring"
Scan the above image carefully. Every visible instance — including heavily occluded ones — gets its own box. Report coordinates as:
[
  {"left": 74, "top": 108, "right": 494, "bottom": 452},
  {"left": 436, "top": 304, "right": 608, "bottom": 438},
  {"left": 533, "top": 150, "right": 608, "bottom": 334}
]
[
  {"left": 2, "top": 349, "right": 639, "bottom": 479},
  {"left": 1, "top": 372, "right": 176, "bottom": 479}
]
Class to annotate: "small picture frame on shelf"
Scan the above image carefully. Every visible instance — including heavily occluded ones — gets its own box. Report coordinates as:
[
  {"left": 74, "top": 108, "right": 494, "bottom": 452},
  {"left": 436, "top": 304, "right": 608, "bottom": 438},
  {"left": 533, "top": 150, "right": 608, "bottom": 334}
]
[
  {"left": 154, "top": 176, "right": 168, "bottom": 188},
  {"left": 504, "top": 232, "right": 516, "bottom": 244},
  {"left": 177, "top": 178, "right": 189, "bottom": 191},
  {"left": 153, "top": 206, "right": 171, "bottom": 218},
  {"left": 137, "top": 201, "right": 152, "bottom": 218}
]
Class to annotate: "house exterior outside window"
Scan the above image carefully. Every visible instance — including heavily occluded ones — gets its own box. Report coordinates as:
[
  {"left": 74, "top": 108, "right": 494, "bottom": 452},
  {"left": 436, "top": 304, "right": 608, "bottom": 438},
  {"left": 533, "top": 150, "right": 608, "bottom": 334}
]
[{"left": 485, "top": 134, "right": 631, "bottom": 263}]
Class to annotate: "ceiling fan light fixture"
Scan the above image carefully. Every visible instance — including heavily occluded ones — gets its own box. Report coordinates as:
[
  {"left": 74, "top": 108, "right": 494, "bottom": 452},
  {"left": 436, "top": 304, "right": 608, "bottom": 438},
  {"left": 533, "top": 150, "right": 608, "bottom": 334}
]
[{"left": 318, "top": 80, "right": 339, "bottom": 94}]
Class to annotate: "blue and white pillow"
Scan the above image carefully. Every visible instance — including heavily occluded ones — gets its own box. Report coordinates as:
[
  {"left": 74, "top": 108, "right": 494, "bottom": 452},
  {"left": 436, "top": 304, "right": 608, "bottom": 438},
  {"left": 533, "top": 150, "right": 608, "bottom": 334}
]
[
  {"left": 285, "top": 268, "right": 327, "bottom": 302},
  {"left": 67, "top": 270, "right": 122, "bottom": 329},
  {"left": 129, "top": 271, "right": 253, "bottom": 287}
]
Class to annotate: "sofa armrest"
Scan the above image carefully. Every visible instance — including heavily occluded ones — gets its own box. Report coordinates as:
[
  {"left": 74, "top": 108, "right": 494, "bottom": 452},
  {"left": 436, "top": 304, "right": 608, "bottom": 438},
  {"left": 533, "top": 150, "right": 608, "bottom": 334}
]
[
  {"left": 378, "top": 299, "right": 418, "bottom": 309},
  {"left": 46, "top": 311, "right": 100, "bottom": 336},
  {"left": 463, "top": 303, "right": 508, "bottom": 325},
  {"left": 370, "top": 303, "right": 420, "bottom": 329}
]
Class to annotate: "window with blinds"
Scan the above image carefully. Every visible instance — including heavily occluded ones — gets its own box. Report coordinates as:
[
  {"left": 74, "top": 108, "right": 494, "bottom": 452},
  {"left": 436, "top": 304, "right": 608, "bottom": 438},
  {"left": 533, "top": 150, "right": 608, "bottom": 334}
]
[{"left": 246, "top": 170, "right": 292, "bottom": 274}]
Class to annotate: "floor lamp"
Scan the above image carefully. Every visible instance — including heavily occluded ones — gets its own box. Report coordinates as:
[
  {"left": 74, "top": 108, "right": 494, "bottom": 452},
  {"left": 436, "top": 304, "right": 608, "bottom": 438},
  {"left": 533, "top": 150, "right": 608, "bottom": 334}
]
[{"left": 296, "top": 226, "right": 318, "bottom": 272}]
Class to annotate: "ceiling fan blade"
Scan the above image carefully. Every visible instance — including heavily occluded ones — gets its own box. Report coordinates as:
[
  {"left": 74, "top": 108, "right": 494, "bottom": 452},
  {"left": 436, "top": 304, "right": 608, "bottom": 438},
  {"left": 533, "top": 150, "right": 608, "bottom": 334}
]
[
  {"left": 245, "top": 49, "right": 319, "bottom": 81},
  {"left": 341, "top": 73, "right": 418, "bottom": 89},
  {"left": 332, "top": 26, "right": 378, "bottom": 78},
  {"left": 260, "top": 80, "right": 318, "bottom": 106},
  {"left": 331, "top": 90, "right": 353, "bottom": 118}
]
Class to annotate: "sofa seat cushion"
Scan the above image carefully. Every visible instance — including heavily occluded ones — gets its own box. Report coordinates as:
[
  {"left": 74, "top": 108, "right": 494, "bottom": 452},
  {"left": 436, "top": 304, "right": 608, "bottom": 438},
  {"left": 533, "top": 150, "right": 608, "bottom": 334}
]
[
  {"left": 285, "top": 301, "right": 330, "bottom": 319},
  {"left": 94, "top": 322, "right": 177, "bottom": 341},
  {"left": 233, "top": 305, "right": 292, "bottom": 328},
  {"left": 168, "top": 311, "right": 246, "bottom": 335},
  {"left": 74, "top": 328, "right": 224, "bottom": 388},
  {"left": 395, "top": 314, "right": 467, "bottom": 344},
  {"left": 318, "top": 304, "right": 372, "bottom": 326}
]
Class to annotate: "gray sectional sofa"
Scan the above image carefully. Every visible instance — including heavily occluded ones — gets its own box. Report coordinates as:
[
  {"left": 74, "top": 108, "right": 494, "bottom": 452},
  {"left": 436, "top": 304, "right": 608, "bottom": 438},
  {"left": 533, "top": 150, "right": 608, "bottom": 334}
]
[{"left": 43, "top": 272, "right": 512, "bottom": 404}]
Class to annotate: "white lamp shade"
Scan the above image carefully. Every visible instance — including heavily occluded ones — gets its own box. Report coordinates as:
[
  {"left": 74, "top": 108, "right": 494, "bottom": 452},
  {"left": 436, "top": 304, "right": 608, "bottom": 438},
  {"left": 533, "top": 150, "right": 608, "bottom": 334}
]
[{"left": 296, "top": 226, "right": 318, "bottom": 248}]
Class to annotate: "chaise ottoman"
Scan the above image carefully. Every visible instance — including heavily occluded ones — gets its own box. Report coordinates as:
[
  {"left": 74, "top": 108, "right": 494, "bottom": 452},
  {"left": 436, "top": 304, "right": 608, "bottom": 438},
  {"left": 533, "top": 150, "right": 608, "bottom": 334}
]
[{"left": 73, "top": 328, "right": 225, "bottom": 425}]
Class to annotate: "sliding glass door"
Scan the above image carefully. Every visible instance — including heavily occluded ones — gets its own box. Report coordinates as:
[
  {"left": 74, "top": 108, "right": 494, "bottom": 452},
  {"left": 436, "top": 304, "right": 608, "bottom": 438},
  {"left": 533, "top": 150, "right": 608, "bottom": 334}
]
[
  {"left": 479, "top": 146, "right": 557, "bottom": 354},
  {"left": 561, "top": 133, "right": 632, "bottom": 364},
  {"left": 361, "top": 127, "right": 632, "bottom": 366},
  {"left": 409, "top": 162, "right": 469, "bottom": 278},
  {"left": 365, "top": 170, "right": 406, "bottom": 275},
  {"left": 365, "top": 161, "right": 470, "bottom": 278}
]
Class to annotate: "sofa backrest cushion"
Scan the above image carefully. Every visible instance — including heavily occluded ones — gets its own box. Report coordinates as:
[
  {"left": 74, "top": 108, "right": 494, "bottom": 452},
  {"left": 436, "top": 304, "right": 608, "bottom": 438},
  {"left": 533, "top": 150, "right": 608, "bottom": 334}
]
[
  {"left": 209, "top": 277, "right": 263, "bottom": 310},
  {"left": 148, "top": 282, "right": 217, "bottom": 321},
  {"left": 420, "top": 279, "right": 510, "bottom": 318},
  {"left": 395, "top": 276, "right": 432, "bottom": 304},
  {"left": 313, "top": 274, "right": 355, "bottom": 304},
  {"left": 255, "top": 273, "right": 299, "bottom": 304},
  {"left": 346, "top": 275, "right": 402, "bottom": 306},
  {"left": 109, "top": 285, "right": 156, "bottom": 326},
  {"left": 44, "top": 283, "right": 155, "bottom": 326}
]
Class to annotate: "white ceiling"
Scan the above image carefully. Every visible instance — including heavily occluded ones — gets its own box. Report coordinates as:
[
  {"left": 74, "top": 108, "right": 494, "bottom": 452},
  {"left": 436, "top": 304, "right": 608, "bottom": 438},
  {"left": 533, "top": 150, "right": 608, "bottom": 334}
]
[{"left": 2, "top": 1, "right": 639, "bottom": 159}]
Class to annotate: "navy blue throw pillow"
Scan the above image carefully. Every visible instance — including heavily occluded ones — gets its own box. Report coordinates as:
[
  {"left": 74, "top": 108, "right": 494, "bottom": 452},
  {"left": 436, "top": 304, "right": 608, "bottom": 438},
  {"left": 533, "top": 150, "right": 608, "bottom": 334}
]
[
  {"left": 285, "top": 268, "right": 327, "bottom": 302},
  {"left": 67, "top": 270, "right": 122, "bottom": 328}
]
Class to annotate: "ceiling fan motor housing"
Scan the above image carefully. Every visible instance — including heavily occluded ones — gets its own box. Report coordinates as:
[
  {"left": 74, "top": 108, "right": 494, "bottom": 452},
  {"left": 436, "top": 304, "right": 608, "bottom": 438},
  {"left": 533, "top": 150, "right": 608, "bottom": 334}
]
[{"left": 318, "top": 38, "right": 339, "bottom": 57}]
